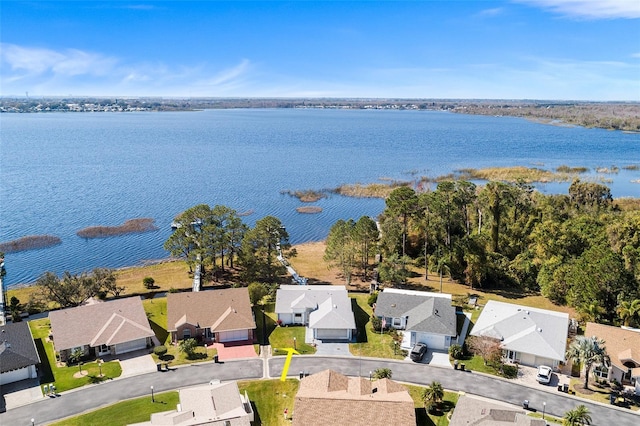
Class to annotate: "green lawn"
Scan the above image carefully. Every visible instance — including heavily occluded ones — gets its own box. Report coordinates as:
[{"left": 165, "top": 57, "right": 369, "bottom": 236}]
[
  {"left": 50, "top": 391, "right": 180, "bottom": 425},
  {"left": 260, "top": 302, "right": 316, "bottom": 355},
  {"left": 238, "top": 379, "right": 299, "bottom": 426},
  {"left": 350, "top": 293, "right": 406, "bottom": 359},
  {"left": 406, "top": 384, "right": 459, "bottom": 426},
  {"left": 29, "top": 318, "right": 122, "bottom": 392},
  {"left": 143, "top": 296, "right": 217, "bottom": 365}
]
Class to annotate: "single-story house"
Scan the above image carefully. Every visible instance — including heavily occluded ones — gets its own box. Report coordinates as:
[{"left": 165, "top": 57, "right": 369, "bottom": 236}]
[
  {"left": 49, "top": 296, "right": 155, "bottom": 363},
  {"left": 293, "top": 369, "right": 415, "bottom": 426},
  {"left": 167, "top": 288, "right": 256, "bottom": 344},
  {"left": 449, "top": 394, "right": 546, "bottom": 426},
  {"left": 585, "top": 322, "right": 640, "bottom": 395},
  {"left": 130, "top": 380, "right": 254, "bottom": 426},
  {"left": 275, "top": 285, "right": 356, "bottom": 341},
  {"left": 470, "top": 300, "right": 569, "bottom": 368},
  {"left": 374, "top": 288, "right": 457, "bottom": 351},
  {"left": 0, "top": 321, "right": 41, "bottom": 385}
]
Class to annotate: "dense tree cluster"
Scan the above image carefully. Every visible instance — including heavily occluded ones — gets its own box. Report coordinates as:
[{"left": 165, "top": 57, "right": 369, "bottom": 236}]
[
  {"left": 376, "top": 180, "right": 640, "bottom": 325},
  {"left": 35, "top": 268, "right": 120, "bottom": 308}
]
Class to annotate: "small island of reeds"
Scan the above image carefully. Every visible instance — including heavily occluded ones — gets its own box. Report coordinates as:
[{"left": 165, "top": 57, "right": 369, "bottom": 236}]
[
  {"left": 296, "top": 206, "right": 323, "bottom": 214},
  {"left": 0, "top": 235, "right": 62, "bottom": 253},
  {"left": 77, "top": 218, "right": 158, "bottom": 239},
  {"left": 281, "top": 189, "right": 327, "bottom": 202}
]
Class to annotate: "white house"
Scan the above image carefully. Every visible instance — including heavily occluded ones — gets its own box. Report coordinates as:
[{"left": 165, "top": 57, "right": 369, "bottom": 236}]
[
  {"left": 275, "top": 285, "right": 356, "bottom": 341},
  {"left": 470, "top": 300, "right": 569, "bottom": 368},
  {"left": 374, "top": 288, "right": 457, "bottom": 351},
  {"left": 0, "top": 321, "right": 41, "bottom": 385}
]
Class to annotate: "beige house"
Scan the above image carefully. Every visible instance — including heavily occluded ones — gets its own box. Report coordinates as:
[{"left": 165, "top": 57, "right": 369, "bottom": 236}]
[
  {"left": 449, "top": 395, "right": 545, "bottom": 426},
  {"left": 293, "top": 370, "right": 415, "bottom": 426},
  {"left": 585, "top": 322, "right": 640, "bottom": 395},
  {"left": 49, "top": 296, "right": 155, "bottom": 363},
  {"left": 130, "top": 380, "right": 254, "bottom": 426},
  {"left": 167, "top": 288, "right": 256, "bottom": 344}
]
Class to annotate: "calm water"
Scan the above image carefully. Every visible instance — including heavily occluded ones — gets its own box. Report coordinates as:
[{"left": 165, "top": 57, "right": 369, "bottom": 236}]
[{"left": 1, "top": 109, "right": 639, "bottom": 286}]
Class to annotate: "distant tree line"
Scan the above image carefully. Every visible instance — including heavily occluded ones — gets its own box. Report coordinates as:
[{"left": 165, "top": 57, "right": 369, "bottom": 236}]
[{"left": 343, "top": 179, "right": 640, "bottom": 326}]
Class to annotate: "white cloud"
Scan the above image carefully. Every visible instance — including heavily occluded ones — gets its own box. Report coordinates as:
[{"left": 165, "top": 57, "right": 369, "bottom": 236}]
[
  {"left": 515, "top": 0, "right": 640, "bottom": 19},
  {"left": 631, "top": 52, "right": 640, "bottom": 58},
  {"left": 476, "top": 7, "right": 506, "bottom": 18}
]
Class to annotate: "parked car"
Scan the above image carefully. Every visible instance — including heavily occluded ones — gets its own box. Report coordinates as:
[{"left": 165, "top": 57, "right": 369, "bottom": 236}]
[
  {"left": 536, "top": 365, "right": 553, "bottom": 384},
  {"left": 410, "top": 342, "right": 428, "bottom": 362}
]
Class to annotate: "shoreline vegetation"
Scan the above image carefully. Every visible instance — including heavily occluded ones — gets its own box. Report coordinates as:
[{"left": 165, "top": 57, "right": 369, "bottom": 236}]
[
  {"left": 3, "top": 98, "right": 639, "bottom": 132},
  {"left": 0, "top": 235, "right": 62, "bottom": 253},
  {"left": 76, "top": 218, "right": 158, "bottom": 238}
]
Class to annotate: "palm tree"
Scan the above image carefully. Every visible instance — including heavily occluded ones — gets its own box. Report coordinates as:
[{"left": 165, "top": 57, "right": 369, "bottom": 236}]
[
  {"left": 421, "top": 381, "right": 444, "bottom": 413},
  {"left": 617, "top": 299, "right": 640, "bottom": 327},
  {"left": 373, "top": 367, "right": 393, "bottom": 379},
  {"left": 563, "top": 405, "right": 592, "bottom": 425},
  {"left": 565, "top": 336, "right": 607, "bottom": 389}
]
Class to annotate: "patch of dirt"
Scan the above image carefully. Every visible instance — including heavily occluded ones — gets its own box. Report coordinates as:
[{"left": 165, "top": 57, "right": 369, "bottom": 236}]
[
  {"left": 73, "top": 370, "right": 89, "bottom": 378},
  {"left": 574, "top": 385, "right": 595, "bottom": 395}
]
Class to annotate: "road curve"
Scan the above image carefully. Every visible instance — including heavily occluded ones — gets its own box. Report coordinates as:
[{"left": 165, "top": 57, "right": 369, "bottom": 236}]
[{"left": 2, "top": 356, "right": 637, "bottom": 426}]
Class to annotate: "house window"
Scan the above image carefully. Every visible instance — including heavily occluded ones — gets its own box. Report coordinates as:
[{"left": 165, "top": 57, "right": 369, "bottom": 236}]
[
  {"left": 593, "top": 365, "right": 609, "bottom": 379},
  {"left": 392, "top": 317, "right": 402, "bottom": 328},
  {"left": 183, "top": 328, "right": 191, "bottom": 339},
  {"left": 294, "top": 313, "right": 302, "bottom": 322},
  {"left": 505, "top": 350, "right": 518, "bottom": 362}
]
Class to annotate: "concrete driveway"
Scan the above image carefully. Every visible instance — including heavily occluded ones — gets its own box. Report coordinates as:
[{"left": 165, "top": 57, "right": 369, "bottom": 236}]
[
  {"left": 117, "top": 351, "right": 157, "bottom": 377},
  {"left": 405, "top": 349, "right": 452, "bottom": 368},
  {"left": 314, "top": 342, "right": 353, "bottom": 356}
]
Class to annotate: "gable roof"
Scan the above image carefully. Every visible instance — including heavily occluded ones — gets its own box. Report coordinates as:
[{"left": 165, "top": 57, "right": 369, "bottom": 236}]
[
  {"left": 375, "top": 289, "right": 457, "bottom": 336},
  {"left": 293, "top": 370, "right": 415, "bottom": 426},
  {"left": 275, "top": 285, "right": 347, "bottom": 314},
  {"left": 450, "top": 395, "right": 546, "bottom": 426},
  {"left": 470, "top": 301, "right": 569, "bottom": 362},
  {"left": 585, "top": 322, "right": 640, "bottom": 373},
  {"left": 0, "top": 321, "right": 41, "bottom": 373},
  {"left": 308, "top": 297, "right": 356, "bottom": 330},
  {"left": 49, "top": 296, "right": 154, "bottom": 352},
  {"left": 149, "top": 381, "right": 252, "bottom": 425},
  {"left": 167, "top": 288, "right": 255, "bottom": 333}
]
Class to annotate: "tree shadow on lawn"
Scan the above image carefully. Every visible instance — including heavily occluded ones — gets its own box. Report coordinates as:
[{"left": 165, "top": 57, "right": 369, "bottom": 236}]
[
  {"left": 253, "top": 306, "right": 277, "bottom": 346},
  {"left": 415, "top": 407, "right": 435, "bottom": 426},
  {"left": 351, "top": 298, "right": 370, "bottom": 343}
]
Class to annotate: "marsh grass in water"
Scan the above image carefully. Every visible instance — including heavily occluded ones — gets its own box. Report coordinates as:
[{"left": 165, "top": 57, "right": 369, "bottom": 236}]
[
  {"left": 77, "top": 218, "right": 158, "bottom": 238},
  {"left": 0, "top": 235, "right": 61, "bottom": 253}
]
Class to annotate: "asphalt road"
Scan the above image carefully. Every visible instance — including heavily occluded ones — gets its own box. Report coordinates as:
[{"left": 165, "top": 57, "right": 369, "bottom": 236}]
[{"left": 2, "top": 356, "right": 638, "bottom": 426}]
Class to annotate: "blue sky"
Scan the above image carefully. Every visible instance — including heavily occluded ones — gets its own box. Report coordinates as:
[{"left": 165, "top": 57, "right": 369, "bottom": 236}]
[{"left": 1, "top": 1, "right": 639, "bottom": 100}]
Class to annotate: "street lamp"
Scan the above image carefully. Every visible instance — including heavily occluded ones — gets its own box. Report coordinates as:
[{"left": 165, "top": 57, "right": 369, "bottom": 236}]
[
  {"left": 31, "top": 419, "right": 35, "bottom": 426},
  {"left": 98, "top": 360, "right": 103, "bottom": 377},
  {"left": 542, "top": 402, "right": 546, "bottom": 419},
  {"left": 293, "top": 337, "right": 297, "bottom": 350},
  {"left": 369, "top": 371, "right": 372, "bottom": 381},
  {"left": 150, "top": 385, "right": 155, "bottom": 402}
]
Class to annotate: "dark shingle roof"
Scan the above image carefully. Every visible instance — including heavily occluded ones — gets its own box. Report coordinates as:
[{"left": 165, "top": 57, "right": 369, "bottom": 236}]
[
  {"left": 375, "top": 289, "right": 457, "bottom": 336},
  {"left": 0, "top": 321, "right": 41, "bottom": 373}
]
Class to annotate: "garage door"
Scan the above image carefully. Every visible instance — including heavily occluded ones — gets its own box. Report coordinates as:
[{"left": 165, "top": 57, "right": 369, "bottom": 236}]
[
  {"left": 415, "top": 333, "right": 446, "bottom": 351},
  {"left": 219, "top": 329, "right": 249, "bottom": 342},
  {"left": 0, "top": 367, "right": 30, "bottom": 385},
  {"left": 115, "top": 338, "right": 147, "bottom": 354},
  {"left": 316, "top": 328, "right": 349, "bottom": 340}
]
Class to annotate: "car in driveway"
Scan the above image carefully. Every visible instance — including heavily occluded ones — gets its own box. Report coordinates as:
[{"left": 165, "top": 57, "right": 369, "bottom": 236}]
[
  {"left": 536, "top": 365, "right": 553, "bottom": 384},
  {"left": 410, "top": 342, "right": 428, "bottom": 362}
]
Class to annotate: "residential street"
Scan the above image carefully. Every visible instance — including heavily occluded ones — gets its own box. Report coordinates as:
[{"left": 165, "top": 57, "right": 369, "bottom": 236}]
[{"left": 1, "top": 356, "right": 638, "bottom": 426}]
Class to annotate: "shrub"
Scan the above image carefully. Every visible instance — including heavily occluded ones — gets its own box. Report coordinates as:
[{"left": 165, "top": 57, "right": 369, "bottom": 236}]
[
  {"left": 501, "top": 364, "right": 518, "bottom": 378},
  {"left": 449, "top": 344, "right": 464, "bottom": 360},
  {"left": 367, "top": 291, "right": 378, "bottom": 307},
  {"left": 153, "top": 345, "right": 168, "bottom": 357},
  {"left": 373, "top": 368, "right": 392, "bottom": 379},
  {"left": 371, "top": 315, "right": 382, "bottom": 332}
]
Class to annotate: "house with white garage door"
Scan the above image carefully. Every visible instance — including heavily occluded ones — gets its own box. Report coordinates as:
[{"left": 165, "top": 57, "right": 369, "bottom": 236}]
[
  {"left": 470, "top": 300, "right": 569, "bottom": 368},
  {"left": 0, "top": 321, "right": 41, "bottom": 385},
  {"left": 276, "top": 285, "right": 356, "bottom": 341},
  {"left": 167, "top": 288, "right": 256, "bottom": 344},
  {"left": 374, "top": 288, "right": 457, "bottom": 351},
  {"left": 49, "top": 296, "right": 155, "bottom": 363}
]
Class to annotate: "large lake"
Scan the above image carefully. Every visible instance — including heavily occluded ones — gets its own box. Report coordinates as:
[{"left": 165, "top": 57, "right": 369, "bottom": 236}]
[{"left": 2, "top": 109, "right": 639, "bottom": 287}]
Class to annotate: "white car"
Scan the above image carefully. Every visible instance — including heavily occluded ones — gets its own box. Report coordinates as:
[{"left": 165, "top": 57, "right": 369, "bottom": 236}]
[{"left": 536, "top": 365, "right": 553, "bottom": 384}]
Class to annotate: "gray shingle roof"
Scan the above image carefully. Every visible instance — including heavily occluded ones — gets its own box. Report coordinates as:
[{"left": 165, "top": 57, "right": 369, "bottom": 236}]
[
  {"left": 0, "top": 321, "right": 41, "bottom": 373},
  {"left": 375, "top": 289, "right": 457, "bottom": 336}
]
